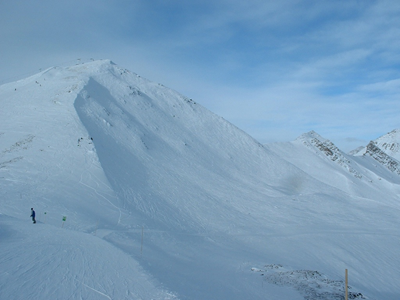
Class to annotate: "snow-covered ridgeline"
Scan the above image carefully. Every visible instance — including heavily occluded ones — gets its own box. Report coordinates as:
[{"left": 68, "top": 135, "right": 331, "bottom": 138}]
[
  {"left": 295, "top": 131, "right": 362, "bottom": 178},
  {"left": 373, "top": 129, "right": 400, "bottom": 160},
  {"left": 351, "top": 129, "right": 400, "bottom": 176}
]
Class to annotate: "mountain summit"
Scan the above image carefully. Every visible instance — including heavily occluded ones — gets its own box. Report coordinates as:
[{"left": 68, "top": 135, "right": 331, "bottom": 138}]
[
  {"left": 1, "top": 59, "right": 320, "bottom": 231},
  {"left": 1, "top": 60, "right": 400, "bottom": 299},
  {"left": 353, "top": 129, "right": 400, "bottom": 175},
  {"left": 373, "top": 129, "right": 400, "bottom": 160}
]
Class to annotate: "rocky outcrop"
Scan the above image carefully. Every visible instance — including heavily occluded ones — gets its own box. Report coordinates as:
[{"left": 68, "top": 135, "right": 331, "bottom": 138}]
[
  {"left": 298, "top": 131, "right": 362, "bottom": 179},
  {"left": 365, "top": 141, "right": 400, "bottom": 175}
]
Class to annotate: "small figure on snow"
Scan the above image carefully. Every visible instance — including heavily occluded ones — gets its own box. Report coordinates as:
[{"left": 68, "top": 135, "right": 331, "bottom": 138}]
[{"left": 30, "top": 208, "right": 36, "bottom": 224}]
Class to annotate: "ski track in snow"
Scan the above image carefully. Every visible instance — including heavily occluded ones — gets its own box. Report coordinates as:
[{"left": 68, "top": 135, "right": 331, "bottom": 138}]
[
  {"left": 81, "top": 283, "right": 112, "bottom": 300},
  {"left": 78, "top": 172, "right": 122, "bottom": 226}
]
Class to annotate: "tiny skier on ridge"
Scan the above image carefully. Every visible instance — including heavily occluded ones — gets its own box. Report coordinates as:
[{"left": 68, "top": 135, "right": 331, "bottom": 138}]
[{"left": 30, "top": 208, "right": 36, "bottom": 224}]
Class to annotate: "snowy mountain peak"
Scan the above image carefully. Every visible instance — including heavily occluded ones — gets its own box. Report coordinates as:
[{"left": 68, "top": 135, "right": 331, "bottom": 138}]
[
  {"left": 66, "top": 59, "right": 124, "bottom": 77},
  {"left": 351, "top": 129, "right": 400, "bottom": 175},
  {"left": 295, "top": 131, "right": 362, "bottom": 178},
  {"left": 297, "top": 130, "right": 325, "bottom": 142},
  {"left": 373, "top": 129, "right": 400, "bottom": 161},
  {"left": 69, "top": 58, "right": 116, "bottom": 70},
  {"left": 364, "top": 141, "right": 400, "bottom": 175},
  {"left": 296, "top": 130, "right": 341, "bottom": 158}
]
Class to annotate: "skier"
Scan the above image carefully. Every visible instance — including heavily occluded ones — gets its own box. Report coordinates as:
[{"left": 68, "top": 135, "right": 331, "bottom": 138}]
[{"left": 30, "top": 208, "right": 36, "bottom": 224}]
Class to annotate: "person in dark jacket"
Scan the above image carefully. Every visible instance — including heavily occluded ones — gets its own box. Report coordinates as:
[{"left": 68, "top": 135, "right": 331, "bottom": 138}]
[{"left": 30, "top": 208, "right": 36, "bottom": 224}]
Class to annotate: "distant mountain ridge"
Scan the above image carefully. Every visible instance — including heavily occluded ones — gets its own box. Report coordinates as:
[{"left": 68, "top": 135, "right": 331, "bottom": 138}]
[
  {"left": 295, "top": 131, "right": 362, "bottom": 178},
  {"left": 352, "top": 129, "right": 400, "bottom": 176},
  {"left": 294, "top": 129, "right": 400, "bottom": 178},
  {"left": 266, "top": 129, "right": 400, "bottom": 203},
  {"left": 364, "top": 141, "right": 400, "bottom": 175},
  {"left": 374, "top": 129, "right": 400, "bottom": 160}
]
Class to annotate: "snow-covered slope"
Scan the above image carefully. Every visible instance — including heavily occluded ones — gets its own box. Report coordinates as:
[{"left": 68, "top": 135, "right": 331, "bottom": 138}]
[
  {"left": 0, "top": 215, "right": 178, "bottom": 300},
  {"left": 1, "top": 60, "right": 400, "bottom": 299}
]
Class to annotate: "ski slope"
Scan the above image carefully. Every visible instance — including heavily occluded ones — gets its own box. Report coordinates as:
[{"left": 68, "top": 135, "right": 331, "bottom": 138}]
[
  {"left": 1, "top": 60, "right": 400, "bottom": 299},
  {"left": 0, "top": 215, "right": 177, "bottom": 300}
]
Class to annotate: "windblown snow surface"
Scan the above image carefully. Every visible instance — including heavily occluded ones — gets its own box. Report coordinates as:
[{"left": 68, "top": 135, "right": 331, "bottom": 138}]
[{"left": 1, "top": 60, "right": 400, "bottom": 299}]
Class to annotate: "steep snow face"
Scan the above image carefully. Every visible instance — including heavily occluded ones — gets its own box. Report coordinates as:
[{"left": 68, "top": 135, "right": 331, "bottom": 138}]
[
  {"left": 2, "top": 60, "right": 400, "bottom": 300},
  {"left": 71, "top": 61, "right": 329, "bottom": 234},
  {"left": 0, "top": 61, "right": 129, "bottom": 230}
]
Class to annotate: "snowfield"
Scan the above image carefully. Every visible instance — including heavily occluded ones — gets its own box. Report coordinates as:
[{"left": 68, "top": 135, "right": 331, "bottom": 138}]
[
  {"left": 1, "top": 60, "right": 400, "bottom": 299},
  {"left": 0, "top": 215, "right": 178, "bottom": 300}
]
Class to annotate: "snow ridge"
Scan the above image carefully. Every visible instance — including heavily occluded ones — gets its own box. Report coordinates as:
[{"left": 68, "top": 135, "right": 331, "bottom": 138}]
[{"left": 296, "top": 131, "right": 362, "bottom": 178}]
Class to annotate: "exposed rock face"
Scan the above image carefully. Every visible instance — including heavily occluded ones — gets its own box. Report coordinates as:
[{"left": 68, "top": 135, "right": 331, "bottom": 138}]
[
  {"left": 365, "top": 141, "right": 400, "bottom": 175},
  {"left": 349, "top": 129, "right": 400, "bottom": 176}
]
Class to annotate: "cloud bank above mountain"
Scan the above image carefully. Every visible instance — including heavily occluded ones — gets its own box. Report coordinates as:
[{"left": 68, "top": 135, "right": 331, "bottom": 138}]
[{"left": 1, "top": 0, "right": 400, "bottom": 151}]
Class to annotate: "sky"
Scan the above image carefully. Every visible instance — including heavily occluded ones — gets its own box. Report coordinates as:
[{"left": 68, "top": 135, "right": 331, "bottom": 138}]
[{"left": 1, "top": 0, "right": 400, "bottom": 152}]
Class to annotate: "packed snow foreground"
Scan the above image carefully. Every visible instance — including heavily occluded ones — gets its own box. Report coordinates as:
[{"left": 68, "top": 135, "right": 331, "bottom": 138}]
[{"left": 1, "top": 60, "right": 400, "bottom": 299}]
